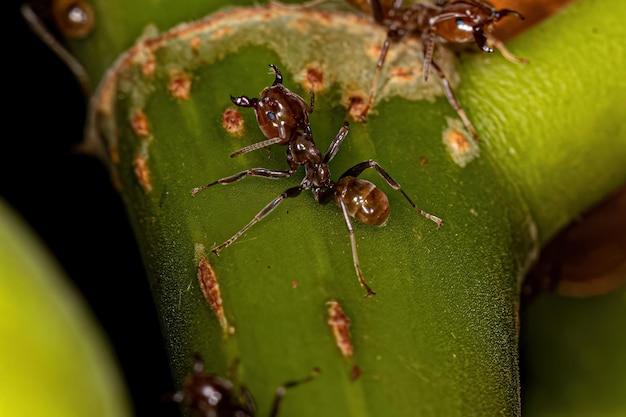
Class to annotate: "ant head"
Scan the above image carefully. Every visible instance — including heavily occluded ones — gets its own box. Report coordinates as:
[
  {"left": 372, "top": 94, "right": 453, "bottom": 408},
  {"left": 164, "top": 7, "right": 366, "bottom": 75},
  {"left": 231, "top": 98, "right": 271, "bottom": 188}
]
[
  {"left": 231, "top": 65, "right": 312, "bottom": 142},
  {"left": 431, "top": 1, "right": 524, "bottom": 52},
  {"left": 255, "top": 86, "right": 312, "bottom": 142}
]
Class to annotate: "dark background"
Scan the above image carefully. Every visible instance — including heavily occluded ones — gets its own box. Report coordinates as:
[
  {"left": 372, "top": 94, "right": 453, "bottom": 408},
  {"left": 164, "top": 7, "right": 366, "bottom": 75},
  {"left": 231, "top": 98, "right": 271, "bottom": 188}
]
[{"left": 5, "top": 2, "right": 179, "bottom": 416}]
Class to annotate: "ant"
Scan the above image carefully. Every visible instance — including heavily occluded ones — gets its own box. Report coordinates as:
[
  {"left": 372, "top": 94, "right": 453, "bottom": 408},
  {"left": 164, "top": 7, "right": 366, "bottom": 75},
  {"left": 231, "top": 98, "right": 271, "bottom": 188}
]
[
  {"left": 349, "top": 0, "right": 528, "bottom": 140},
  {"left": 171, "top": 353, "right": 320, "bottom": 417},
  {"left": 191, "top": 64, "right": 442, "bottom": 297}
]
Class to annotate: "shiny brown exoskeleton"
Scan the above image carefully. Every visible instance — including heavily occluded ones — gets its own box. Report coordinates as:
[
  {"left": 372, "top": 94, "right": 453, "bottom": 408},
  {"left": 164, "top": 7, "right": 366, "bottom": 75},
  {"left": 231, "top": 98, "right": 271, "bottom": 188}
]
[
  {"left": 171, "top": 354, "right": 319, "bottom": 417},
  {"left": 191, "top": 65, "right": 442, "bottom": 296},
  {"left": 229, "top": 64, "right": 314, "bottom": 157},
  {"left": 351, "top": 0, "right": 528, "bottom": 139}
]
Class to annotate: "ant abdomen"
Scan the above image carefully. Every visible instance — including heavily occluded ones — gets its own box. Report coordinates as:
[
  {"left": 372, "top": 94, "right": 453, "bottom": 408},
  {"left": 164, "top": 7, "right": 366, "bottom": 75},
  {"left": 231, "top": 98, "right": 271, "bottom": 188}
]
[{"left": 335, "top": 177, "right": 390, "bottom": 226}]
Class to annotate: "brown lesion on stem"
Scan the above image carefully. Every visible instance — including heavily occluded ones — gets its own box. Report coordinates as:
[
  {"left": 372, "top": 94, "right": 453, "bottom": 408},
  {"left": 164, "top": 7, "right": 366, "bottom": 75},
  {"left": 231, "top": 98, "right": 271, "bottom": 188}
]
[
  {"left": 221, "top": 107, "right": 245, "bottom": 137},
  {"left": 351, "top": 364, "right": 363, "bottom": 381},
  {"left": 326, "top": 299, "right": 353, "bottom": 359},
  {"left": 133, "top": 153, "right": 152, "bottom": 192},
  {"left": 299, "top": 64, "right": 326, "bottom": 93},
  {"left": 130, "top": 108, "right": 150, "bottom": 138},
  {"left": 442, "top": 117, "right": 479, "bottom": 167},
  {"left": 168, "top": 69, "right": 192, "bottom": 100},
  {"left": 197, "top": 251, "right": 234, "bottom": 336}
]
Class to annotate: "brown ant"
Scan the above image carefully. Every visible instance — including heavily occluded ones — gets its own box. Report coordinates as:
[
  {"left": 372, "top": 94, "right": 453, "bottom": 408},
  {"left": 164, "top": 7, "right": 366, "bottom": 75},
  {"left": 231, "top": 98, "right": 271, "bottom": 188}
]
[
  {"left": 350, "top": 0, "right": 528, "bottom": 140},
  {"left": 170, "top": 353, "right": 319, "bottom": 417},
  {"left": 191, "top": 65, "right": 442, "bottom": 296},
  {"left": 229, "top": 64, "right": 314, "bottom": 156}
]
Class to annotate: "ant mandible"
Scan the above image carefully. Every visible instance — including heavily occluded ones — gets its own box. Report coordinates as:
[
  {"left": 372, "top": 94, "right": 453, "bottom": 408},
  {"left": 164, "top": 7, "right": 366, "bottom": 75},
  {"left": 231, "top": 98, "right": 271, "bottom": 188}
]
[
  {"left": 191, "top": 65, "right": 442, "bottom": 297},
  {"left": 351, "top": 0, "right": 528, "bottom": 140},
  {"left": 171, "top": 353, "right": 319, "bottom": 417}
]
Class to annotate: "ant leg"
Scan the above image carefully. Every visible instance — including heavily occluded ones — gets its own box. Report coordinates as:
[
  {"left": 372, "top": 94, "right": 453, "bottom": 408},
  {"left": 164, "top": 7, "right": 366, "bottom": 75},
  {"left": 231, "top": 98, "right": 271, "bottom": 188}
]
[
  {"left": 369, "top": 0, "right": 386, "bottom": 23},
  {"left": 422, "top": 28, "right": 437, "bottom": 82},
  {"left": 354, "top": 0, "right": 407, "bottom": 121},
  {"left": 357, "top": 36, "right": 392, "bottom": 121},
  {"left": 230, "top": 136, "right": 285, "bottom": 158},
  {"left": 340, "top": 160, "right": 443, "bottom": 228},
  {"left": 20, "top": 3, "right": 90, "bottom": 96},
  {"left": 212, "top": 185, "right": 304, "bottom": 255},
  {"left": 423, "top": 11, "right": 466, "bottom": 81},
  {"left": 269, "top": 368, "right": 321, "bottom": 417},
  {"left": 190, "top": 168, "right": 295, "bottom": 196},
  {"left": 308, "top": 91, "right": 315, "bottom": 114},
  {"left": 338, "top": 198, "right": 376, "bottom": 297},
  {"left": 429, "top": 60, "right": 480, "bottom": 141},
  {"left": 322, "top": 121, "right": 350, "bottom": 163}
]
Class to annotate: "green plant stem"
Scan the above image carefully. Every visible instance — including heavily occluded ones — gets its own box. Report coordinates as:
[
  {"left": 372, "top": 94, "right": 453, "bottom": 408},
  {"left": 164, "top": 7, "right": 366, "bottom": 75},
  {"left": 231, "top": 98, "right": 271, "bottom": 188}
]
[{"left": 47, "top": 0, "right": 626, "bottom": 415}]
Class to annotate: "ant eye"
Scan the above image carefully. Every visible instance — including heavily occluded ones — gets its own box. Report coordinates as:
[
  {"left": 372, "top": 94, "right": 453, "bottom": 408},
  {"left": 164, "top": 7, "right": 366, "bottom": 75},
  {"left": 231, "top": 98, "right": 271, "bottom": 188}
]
[
  {"left": 267, "top": 111, "right": 277, "bottom": 121},
  {"left": 455, "top": 18, "right": 472, "bottom": 33}
]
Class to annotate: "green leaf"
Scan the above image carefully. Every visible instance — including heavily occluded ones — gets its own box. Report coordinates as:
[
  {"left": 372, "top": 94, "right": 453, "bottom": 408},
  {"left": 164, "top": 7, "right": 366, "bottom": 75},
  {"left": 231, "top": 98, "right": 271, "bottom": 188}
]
[{"left": 0, "top": 198, "right": 132, "bottom": 417}]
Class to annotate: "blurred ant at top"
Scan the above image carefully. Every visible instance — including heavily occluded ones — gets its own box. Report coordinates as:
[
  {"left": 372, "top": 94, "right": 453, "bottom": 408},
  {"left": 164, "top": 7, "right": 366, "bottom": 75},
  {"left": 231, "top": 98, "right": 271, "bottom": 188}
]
[
  {"left": 169, "top": 353, "right": 320, "bottom": 417},
  {"left": 20, "top": 0, "right": 95, "bottom": 94},
  {"left": 345, "top": 0, "right": 528, "bottom": 140},
  {"left": 191, "top": 65, "right": 442, "bottom": 296}
]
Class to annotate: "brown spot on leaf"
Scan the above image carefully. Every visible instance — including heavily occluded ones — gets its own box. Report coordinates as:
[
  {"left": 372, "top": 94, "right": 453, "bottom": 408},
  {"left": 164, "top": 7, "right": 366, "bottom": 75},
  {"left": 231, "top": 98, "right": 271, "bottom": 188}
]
[
  {"left": 419, "top": 156, "right": 428, "bottom": 165},
  {"left": 347, "top": 94, "right": 368, "bottom": 122},
  {"left": 304, "top": 65, "right": 325, "bottom": 92},
  {"left": 389, "top": 67, "right": 414, "bottom": 83},
  {"left": 327, "top": 300, "right": 353, "bottom": 359},
  {"left": 130, "top": 109, "right": 150, "bottom": 137},
  {"left": 448, "top": 129, "right": 470, "bottom": 154},
  {"left": 351, "top": 365, "right": 363, "bottom": 381},
  {"left": 141, "top": 50, "right": 156, "bottom": 77},
  {"left": 443, "top": 118, "right": 479, "bottom": 167},
  {"left": 168, "top": 70, "right": 192, "bottom": 100},
  {"left": 222, "top": 107, "right": 245, "bottom": 136},
  {"left": 133, "top": 154, "right": 152, "bottom": 192},
  {"left": 190, "top": 37, "right": 201, "bottom": 54},
  {"left": 197, "top": 256, "right": 232, "bottom": 335}
]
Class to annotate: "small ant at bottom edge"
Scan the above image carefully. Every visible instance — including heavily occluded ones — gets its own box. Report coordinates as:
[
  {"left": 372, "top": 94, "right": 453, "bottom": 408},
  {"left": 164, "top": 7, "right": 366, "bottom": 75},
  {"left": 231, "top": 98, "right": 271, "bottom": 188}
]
[{"left": 168, "top": 353, "right": 320, "bottom": 417}]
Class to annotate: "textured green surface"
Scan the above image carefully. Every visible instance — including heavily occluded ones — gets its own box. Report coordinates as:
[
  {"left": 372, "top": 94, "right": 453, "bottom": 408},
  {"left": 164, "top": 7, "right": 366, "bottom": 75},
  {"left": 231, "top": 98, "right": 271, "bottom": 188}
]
[
  {"left": 521, "top": 287, "right": 626, "bottom": 417},
  {"left": 56, "top": 0, "right": 626, "bottom": 415}
]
